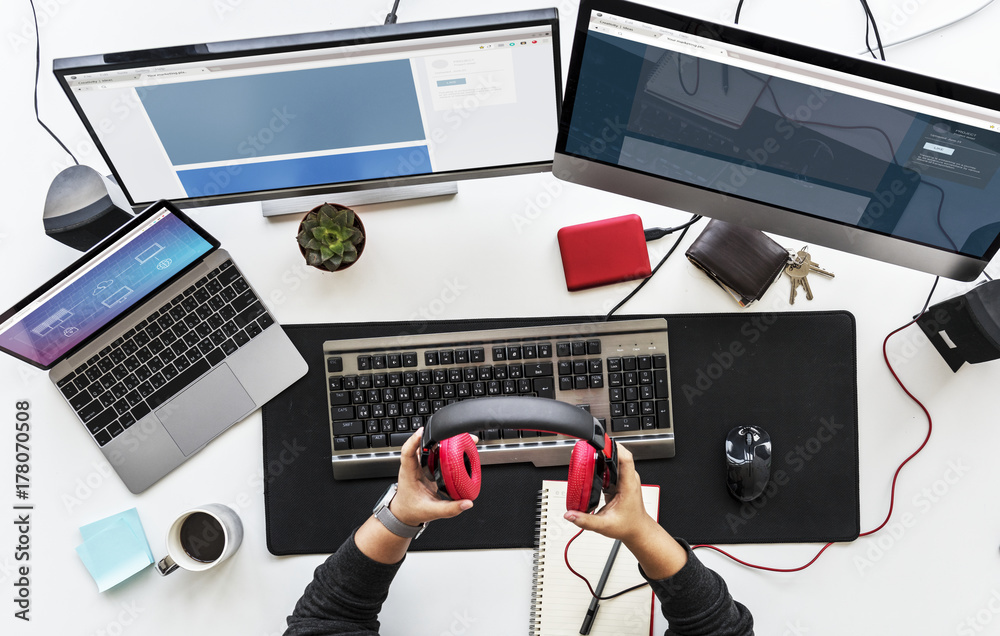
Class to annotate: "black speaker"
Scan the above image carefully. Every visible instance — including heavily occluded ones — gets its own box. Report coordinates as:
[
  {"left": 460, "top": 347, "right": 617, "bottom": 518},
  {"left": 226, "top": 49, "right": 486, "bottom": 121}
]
[
  {"left": 917, "top": 280, "right": 1000, "bottom": 372},
  {"left": 43, "top": 165, "right": 133, "bottom": 251}
]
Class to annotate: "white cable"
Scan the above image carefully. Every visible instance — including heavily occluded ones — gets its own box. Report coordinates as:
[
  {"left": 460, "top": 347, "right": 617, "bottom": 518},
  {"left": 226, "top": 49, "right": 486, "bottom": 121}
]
[{"left": 856, "top": 0, "right": 996, "bottom": 55}]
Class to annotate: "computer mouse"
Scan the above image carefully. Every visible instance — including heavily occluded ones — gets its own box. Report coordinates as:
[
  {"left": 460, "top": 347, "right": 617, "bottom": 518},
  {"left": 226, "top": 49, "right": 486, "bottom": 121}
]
[{"left": 725, "top": 425, "right": 771, "bottom": 502}]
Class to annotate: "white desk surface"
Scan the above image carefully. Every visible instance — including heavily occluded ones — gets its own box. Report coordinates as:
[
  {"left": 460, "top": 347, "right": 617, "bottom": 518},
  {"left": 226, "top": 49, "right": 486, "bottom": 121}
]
[{"left": 2, "top": 1, "right": 1000, "bottom": 634}]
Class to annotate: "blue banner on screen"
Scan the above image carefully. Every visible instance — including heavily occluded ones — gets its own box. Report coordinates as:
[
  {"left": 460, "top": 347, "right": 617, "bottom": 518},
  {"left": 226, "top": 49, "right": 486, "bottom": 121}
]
[
  {"left": 177, "top": 145, "right": 433, "bottom": 197},
  {"left": 138, "top": 60, "right": 426, "bottom": 165}
]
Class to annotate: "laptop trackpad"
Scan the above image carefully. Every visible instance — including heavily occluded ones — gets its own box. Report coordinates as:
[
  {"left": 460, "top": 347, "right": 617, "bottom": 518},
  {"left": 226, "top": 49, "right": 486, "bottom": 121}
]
[{"left": 156, "top": 364, "right": 254, "bottom": 456}]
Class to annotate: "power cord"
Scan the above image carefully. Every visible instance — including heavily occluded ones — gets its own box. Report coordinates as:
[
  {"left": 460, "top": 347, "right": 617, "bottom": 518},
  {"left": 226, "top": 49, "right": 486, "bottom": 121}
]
[
  {"left": 384, "top": 0, "right": 401, "bottom": 24},
  {"left": 28, "top": 0, "right": 78, "bottom": 165},
  {"left": 858, "top": 0, "right": 886, "bottom": 60},
  {"left": 605, "top": 215, "right": 703, "bottom": 321}
]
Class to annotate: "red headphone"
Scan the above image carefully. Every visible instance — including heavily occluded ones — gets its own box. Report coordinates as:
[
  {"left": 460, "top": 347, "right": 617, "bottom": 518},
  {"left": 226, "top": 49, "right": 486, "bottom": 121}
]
[{"left": 420, "top": 396, "right": 619, "bottom": 513}]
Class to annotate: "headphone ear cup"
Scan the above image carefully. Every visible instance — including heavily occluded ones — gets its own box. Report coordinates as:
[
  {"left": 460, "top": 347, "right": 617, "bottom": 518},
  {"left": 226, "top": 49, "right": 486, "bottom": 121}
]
[
  {"left": 566, "top": 440, "right": 599, "bottom": 513},
  {"left": 438, "top": 433, "right": 482, "bottom": 501}
]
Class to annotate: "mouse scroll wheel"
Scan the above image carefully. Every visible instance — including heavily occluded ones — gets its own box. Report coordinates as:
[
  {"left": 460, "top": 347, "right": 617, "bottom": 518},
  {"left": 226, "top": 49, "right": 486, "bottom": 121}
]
[{"left": 745, "top": 432, "right": 754, "bottom": 447}]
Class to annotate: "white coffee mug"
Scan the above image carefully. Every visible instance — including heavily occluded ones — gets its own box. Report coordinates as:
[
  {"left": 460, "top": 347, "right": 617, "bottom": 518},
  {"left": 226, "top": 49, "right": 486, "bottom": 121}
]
[{"left": 156, "top": 504, "right": 243, "bottom": 575}]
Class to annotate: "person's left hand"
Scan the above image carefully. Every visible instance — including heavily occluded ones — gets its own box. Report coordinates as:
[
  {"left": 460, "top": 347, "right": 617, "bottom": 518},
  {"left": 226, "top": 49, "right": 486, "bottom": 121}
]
[{"left": 388, "top": 428, "right": 475, "bottom": 527}]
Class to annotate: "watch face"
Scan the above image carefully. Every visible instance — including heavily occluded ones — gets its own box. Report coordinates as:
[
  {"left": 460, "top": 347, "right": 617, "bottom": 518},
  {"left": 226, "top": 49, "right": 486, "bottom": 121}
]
[{"left": 374, "top": 483, "right": 398, "bottom": 512}]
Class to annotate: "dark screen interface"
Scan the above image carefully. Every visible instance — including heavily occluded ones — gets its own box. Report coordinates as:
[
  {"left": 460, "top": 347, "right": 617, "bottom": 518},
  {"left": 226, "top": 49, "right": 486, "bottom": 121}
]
[{"left": 566, "top": 24, "right": 1000, "bottom": 257}]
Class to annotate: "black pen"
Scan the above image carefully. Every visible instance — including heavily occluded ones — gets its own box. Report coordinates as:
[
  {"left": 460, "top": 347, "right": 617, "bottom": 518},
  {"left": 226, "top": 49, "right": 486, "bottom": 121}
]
[{"left": 579, "top": 539, "right": 622, "bottom": 635}]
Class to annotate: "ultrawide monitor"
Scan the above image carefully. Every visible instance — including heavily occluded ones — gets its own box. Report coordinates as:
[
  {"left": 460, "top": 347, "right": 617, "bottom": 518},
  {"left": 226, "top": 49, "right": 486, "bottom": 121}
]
[
  {"left": 554, "top": 0, "right": 1000, "bottom": 281},
  {"left": 54, "top": 9, "right": 561, "bottom": 215}
]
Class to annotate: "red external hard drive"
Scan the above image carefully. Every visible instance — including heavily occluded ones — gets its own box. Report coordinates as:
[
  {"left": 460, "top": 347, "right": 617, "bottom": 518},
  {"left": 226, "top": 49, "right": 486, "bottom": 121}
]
[{"left": 557, "top": 214, "right": 651, "bottom": 291}]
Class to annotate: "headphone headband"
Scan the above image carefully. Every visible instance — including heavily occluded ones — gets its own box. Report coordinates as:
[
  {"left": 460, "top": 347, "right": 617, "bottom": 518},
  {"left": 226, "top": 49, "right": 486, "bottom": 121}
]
[{"left": 422, "top": 396, "right": 604, "bottom": 449}]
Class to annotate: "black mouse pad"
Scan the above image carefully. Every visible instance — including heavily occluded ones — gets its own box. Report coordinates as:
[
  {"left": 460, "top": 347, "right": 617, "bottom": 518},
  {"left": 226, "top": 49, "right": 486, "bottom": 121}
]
[{"left": 262, "top": 312, "right": 859, "bottom": 555}]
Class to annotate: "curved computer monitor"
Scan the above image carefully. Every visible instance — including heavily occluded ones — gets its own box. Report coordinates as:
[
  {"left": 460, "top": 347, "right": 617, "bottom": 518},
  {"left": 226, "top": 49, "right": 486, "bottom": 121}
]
[
  {"left": 554, "top": 0, "right": 1000, "bottom": 281},
  {"left": 53, "top": 9, "right": 561, "bottom": 216}
]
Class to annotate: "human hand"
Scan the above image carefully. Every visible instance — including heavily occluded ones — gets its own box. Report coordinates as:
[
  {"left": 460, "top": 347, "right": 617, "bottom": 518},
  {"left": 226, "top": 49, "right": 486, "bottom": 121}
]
[
  {"left": 388, "top": 428, "right": 475, "bottom": 527},
  {"left": 562, "top": 444, "right": 658, "bottom": 545}
]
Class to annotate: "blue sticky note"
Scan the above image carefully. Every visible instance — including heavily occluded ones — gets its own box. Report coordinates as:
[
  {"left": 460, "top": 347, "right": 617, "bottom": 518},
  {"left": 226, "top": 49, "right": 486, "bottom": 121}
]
[
  {"left": 76, "top": 511, "right": 154, "bottom": 592},
  {"left": 80, "top": 508, "right": 153, "bottom": 563}
]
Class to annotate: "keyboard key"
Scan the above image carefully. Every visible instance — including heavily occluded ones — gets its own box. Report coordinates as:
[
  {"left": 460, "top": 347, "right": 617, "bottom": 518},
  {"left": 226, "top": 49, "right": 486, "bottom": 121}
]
[
  {"left": 333, "top": 436, "right": 349, "bottom": 451},
  {"left": 351, "top": 435, "right": 369, "bottom": 450},
  {"left": 424, "top": 351, "right": 439, "bottom": 366},
  {"left": 372, "top": 355, "right": 387, "bottom": 369},
  {"left": 69, "top": 389, "right": 92, "bottom": 411},
  {"left": 402, "top": 352, "right": 419, "bottom": 367},
  {"left": 532, "top": 377, "right": 555, "bottom": 399},
  {"left": 587, "top": 340, "right": 602, "bottom": 355},
  {"left": 330, "top": 391, "right": 351, "bottom": 406},
  {"left": 611, "top": 417, "right": 640, "bottom": 432},
  {"left": 492, "top": 346, "right": 506, "bottom": 361},
  {"left": 370, "top": 434, "right": 388, "bottom": 448},
  {"left": 523, "top": 344, "right": 537, "bottom": 359},
  {"left": 333, "top": 420, "right": 363, "bottom": 436},
  {"left": 653, "top": 354, "right": 667, "bottom": 369},
  {"left": 571, "top": 341, "right": 586, "bottom": 356},
  {"left": 470, "top": 348, "right": 486, "bottom": 363},
  {"left": 622, "top": 356, "right": 637, "bottom": 371},
  {"left": 455, "top": 349, "right": 470, "bottom": 364},
  {"left": 257, "top": 313, "right": 274, "bottom": 330},
  {"left": 330, "top": 406, "right": 356, "bottom": 421},
  {"left": 439, "top": 350, "right": 454, "bottom": 365},
  {"left": 654, "top": 370, "right": 669, "bottom": 398},
  {"left": 233, "top": 331, "right": 251, "bottom": 348},
  {"left": 387, "top": 354, "right": 402, "bottom": 368},
  {"left": 94, "top": 429, "right": 113, "bottom": 447},
  {"left": 638, "top": 355, "right": 652, "bottom": 370},
  {"left": 556, "top": 342, "right": 570, "bottom": 357},
  {"left": 538, "top": 343, "right": 553, "bottom": 358},
  {"left": 328, "top": 357, "right": 344, "bottom": 373},
  {"left": 390, "top": 433, "right": 411, "bottom": 447}
]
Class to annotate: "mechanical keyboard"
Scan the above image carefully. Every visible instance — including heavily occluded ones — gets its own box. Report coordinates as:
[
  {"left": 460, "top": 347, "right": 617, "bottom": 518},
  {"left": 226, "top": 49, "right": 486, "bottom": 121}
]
[{"left": 323, "top": 318, "right": 675, "bottom": 479}]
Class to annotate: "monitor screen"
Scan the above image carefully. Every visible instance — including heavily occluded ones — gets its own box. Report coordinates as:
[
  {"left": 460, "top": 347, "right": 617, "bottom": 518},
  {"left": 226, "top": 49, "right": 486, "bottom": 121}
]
[
  {"left": 0, "top": 204, "right": 215, "bottom": 368},
  {"left": 554, "top": 0, "right": 1000, "bottom": 281},
  {"left": 53, "top": 10, "right": 561, "bottom": 210}
]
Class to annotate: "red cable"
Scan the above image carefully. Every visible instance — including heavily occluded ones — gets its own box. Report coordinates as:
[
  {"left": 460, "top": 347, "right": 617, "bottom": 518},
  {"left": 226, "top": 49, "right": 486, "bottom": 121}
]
[{"left": 691, "top": 307, "right": 935, "bottom": 570}]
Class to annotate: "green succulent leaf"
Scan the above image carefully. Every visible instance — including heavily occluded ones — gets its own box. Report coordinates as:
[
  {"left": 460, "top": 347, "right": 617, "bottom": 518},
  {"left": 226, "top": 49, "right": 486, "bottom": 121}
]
[
  {"left": 332, "top": 207, "right": 352, "bottom": 228},
  {"left": 324, "top": 254, "right": 343, "bottom": 270},
  {"left": 304, "top": 238, "right": 322, "bottom": 251},
  {"left": 305, "top": 251, "right": 324, "bottom": 267},
  {"left": 320, "top": 245, "right": 335, "bottom": 261}
]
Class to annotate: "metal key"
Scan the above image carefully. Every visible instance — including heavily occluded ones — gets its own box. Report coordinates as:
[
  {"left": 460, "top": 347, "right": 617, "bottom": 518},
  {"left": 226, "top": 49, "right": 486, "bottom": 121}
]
[{"left": 786, "top": 260, "right": 813, "bottom": 303}]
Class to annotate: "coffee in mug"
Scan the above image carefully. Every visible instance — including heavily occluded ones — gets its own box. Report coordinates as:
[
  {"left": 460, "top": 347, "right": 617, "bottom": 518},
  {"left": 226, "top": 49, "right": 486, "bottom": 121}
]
[{"left": 156, "top": 504, "right": 242, "bottom": 576}]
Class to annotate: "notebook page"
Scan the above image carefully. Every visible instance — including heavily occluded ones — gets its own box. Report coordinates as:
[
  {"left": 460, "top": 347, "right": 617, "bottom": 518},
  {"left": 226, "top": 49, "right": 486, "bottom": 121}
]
[{"left": 531, "top": 480, "right": 660, "bottom": 636}]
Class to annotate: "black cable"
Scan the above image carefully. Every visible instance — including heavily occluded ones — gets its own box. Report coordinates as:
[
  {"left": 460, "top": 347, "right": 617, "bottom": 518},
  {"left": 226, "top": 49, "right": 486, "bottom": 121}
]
[
  {"left": 735, "top": 0, "right": 746, "bottom": 24},
  {"left": 385, "top": 0, "right": 401, "bottom": 24},
  {"left": 984, "top": 271, "right": 994, "bottom": 281},
  {"left": 606, "top": 215, "right": 702, "bottom": 320},
  {"left": 863, "top": 10, "right": 877, "bottom": 60},
  {"left": 858, "top": 0, "right": 886, "bottom": 60},
  {"left": 643, "top": 215, "right": 703, "bottom": 241},
  {"left": 29, "top": 0, "right": 78, "bottom": 165},
  {"left": 677, "top": 56, "right": 700, "bottom": 96}
]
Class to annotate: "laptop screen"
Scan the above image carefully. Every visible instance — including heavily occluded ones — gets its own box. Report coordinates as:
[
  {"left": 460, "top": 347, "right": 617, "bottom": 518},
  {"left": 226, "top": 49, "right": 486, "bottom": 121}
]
[{"left": 0, "top": 207, "right": 213, "bottom": 368}]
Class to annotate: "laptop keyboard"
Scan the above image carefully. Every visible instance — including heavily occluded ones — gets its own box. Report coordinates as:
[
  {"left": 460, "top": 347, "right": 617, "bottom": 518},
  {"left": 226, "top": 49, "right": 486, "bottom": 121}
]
[
  {"left": 323, "top": 318, "right": 675, "bottom": 479},
  {"left": 55, "top": 260, "right": 273, "bottom": 446}
]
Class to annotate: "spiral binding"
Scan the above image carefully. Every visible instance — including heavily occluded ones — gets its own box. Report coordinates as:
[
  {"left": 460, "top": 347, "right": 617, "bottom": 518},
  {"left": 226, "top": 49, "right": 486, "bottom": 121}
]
[{"left": 527, "top": 488, "right": 548, "bottom": 636}]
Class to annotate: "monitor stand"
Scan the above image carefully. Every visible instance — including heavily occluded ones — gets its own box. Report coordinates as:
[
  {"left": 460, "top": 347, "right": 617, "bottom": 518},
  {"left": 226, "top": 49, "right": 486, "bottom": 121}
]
[{"left": 260, "top": 182, "right": 458, "bottom": 218}]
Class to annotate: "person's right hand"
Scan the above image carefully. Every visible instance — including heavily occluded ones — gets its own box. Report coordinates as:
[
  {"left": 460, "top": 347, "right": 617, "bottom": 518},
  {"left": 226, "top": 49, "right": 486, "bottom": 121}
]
[
  {"left": 563, "top": 443, "right": 689, "bottom": 580},
  {"left": 562, "top": 443, "right": 659, "bottom": 544}
]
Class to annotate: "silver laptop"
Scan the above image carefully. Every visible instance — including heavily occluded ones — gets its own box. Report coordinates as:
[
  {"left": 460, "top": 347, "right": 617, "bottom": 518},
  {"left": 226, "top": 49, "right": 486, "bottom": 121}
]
[{"left": 0, "top": 200, "right": 308, "bottom": 493}]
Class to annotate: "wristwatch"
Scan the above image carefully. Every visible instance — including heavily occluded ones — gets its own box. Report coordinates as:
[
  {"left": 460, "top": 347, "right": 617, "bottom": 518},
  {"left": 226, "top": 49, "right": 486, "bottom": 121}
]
[{"left": 373, "top": 483, "right": 426, "bottom": 539}]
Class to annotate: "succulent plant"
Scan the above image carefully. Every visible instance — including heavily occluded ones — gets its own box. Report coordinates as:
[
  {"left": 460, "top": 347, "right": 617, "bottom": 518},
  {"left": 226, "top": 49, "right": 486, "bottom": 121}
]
[{"left": 297, "top": 203, "right": 365, "bottom": 271}]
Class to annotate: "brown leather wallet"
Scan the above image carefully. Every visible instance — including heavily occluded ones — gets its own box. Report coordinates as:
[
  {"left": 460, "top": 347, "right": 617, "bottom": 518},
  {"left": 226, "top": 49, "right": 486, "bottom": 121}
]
[{"left": 685, "top": 219, "right": 789, "bottom": 307}]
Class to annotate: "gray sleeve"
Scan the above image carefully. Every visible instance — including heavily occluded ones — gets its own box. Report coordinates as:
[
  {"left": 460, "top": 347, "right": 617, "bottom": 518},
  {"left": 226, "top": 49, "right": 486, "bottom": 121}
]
[
  {"left": 642, "top": 539, "right": 754, "bottom": 636},
  {"left": 284, "top": 530, "right": 403, "bottom": 636}
]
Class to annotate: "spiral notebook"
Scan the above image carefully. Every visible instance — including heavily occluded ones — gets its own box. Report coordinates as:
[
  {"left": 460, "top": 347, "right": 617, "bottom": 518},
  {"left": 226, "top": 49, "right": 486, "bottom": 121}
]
[{"left": 530, "top": 480, "right": 660, "bottom": 636}]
